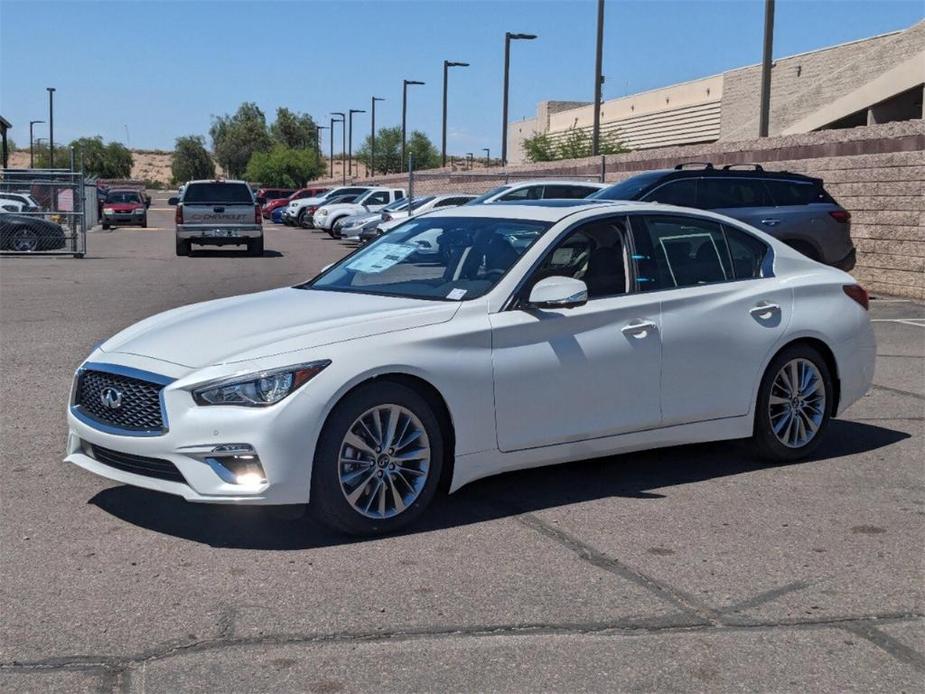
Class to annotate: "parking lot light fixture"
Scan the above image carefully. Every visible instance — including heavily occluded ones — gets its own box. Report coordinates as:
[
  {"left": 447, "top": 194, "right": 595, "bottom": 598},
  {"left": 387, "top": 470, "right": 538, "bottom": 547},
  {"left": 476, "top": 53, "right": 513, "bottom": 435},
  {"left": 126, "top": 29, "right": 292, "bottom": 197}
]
[
  {"left": 401, "top": 80, "right": 425, "bottom": 173},
  {"left": 370, "top": 97, "right": 385, "bottom": 177},
  {"left": 348, "top": 109, "right": 365, "bottom": 180},
  {"left": 501, "top": 33, "right": 537, "bottom": 167},
  {"left": 47, "top": 87, "right": 56, "bottom": 168},
  {"left": 330, "top": 113, "right": 345, "bottom": 180},
  {"left": 442, "top": 61, "right": 469, "bottom": 167},
  {"left": 483, "top": 148, "right": 491, "bottom": 167},
  {"left": 29, "top": 120, "right": 45, "bottom": 168}
]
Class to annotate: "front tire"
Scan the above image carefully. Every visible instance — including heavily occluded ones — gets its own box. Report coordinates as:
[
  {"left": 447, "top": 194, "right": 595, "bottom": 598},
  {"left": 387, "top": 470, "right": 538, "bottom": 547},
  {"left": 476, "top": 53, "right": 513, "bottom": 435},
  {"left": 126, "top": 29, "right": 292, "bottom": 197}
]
[
  {"left": 753, "top": 344, "right": 833, "bottom": 462},
  {"left": 310, "top": 382, "right": 444, "bottom": 536},
  {"left": 297, "top": 209, "right": 310, "bottom": 228}
]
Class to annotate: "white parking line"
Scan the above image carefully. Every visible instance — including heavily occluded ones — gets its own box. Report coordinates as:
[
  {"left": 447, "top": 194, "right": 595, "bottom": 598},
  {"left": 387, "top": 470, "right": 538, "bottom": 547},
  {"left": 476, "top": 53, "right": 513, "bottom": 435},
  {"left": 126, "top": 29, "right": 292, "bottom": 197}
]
[{"left": 871, "top": 319, "right": 925, "bottom": 327}]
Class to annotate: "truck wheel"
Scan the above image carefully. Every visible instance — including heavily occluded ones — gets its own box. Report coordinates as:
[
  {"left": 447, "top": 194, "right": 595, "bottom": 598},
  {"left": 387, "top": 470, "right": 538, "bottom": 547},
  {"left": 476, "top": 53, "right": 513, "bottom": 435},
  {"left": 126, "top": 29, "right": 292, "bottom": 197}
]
[
  {"left": 247, "top": 238, "right": 264, "bottom": 257},
  {"left": 102, "top": 223, "right": 110, "bottom": 230},
  {"left": 176, "top": 239, "right": 191, "bottom": 256},
  {"left": 297, "top": 209, "right": 309, "bottom": 227},
  {"left": 141, "top": 217, "right": 147, "bottom": 228}
]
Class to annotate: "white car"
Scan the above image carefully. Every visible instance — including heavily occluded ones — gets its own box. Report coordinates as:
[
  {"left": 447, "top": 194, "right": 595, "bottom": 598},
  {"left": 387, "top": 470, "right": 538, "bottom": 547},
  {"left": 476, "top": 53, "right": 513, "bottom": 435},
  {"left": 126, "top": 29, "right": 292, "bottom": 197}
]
[
  {"left": 315, "top": 188, "right": 406, "bottom": 232},
  {"left": 65, "top": 200, "right": 875, "bottom": 535},
  {"left": 285, "top": 186, "right": 371, "bottom": 227},
  {"left": 467, "top": 180, "right": 607, "bottom": 204},
  {"left": 0, "top": 192, "right": 41, "bottom": 213}
]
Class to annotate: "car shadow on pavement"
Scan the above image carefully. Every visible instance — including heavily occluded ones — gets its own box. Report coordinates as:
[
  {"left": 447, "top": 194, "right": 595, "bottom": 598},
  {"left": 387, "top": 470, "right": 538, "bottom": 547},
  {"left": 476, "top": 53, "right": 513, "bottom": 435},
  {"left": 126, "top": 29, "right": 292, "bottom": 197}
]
[
  {"left": 88, "top": 419, "right": 909, "bottom": 550},
  {"left": 188, "top": 249, "right": 284, "bottom": 258}
]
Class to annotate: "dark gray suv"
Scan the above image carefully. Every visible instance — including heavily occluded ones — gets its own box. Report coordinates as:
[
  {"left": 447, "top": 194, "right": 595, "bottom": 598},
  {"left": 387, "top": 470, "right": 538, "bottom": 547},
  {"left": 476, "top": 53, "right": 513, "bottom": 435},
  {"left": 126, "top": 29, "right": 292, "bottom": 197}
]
[{"left": 591, "top": 163, "right": 855, "bottom": 270}]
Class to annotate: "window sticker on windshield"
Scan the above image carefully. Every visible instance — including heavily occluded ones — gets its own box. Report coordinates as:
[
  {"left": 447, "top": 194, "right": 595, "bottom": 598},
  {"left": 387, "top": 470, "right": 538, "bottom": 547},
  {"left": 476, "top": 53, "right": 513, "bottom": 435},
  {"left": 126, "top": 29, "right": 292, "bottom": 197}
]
[
  {"left": 447, "top": 288, "right": 467, "bottom": 300},
  {"left": 346, "top": 243, "right": 416, "bottom": 273}
]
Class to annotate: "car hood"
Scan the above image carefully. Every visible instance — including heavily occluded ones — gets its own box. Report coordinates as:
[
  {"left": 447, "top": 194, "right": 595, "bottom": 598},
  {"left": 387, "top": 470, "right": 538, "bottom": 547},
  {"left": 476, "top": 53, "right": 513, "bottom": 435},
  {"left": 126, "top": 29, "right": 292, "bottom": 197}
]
[
  {"left": 289, "top": 196, "right": 326, "bottom": 210},
  {"left": 320, "top": 203, "right": 362, "bottom": 215},
  {"left": 99, "top": 287, "right": 460, "bottom": 369}
]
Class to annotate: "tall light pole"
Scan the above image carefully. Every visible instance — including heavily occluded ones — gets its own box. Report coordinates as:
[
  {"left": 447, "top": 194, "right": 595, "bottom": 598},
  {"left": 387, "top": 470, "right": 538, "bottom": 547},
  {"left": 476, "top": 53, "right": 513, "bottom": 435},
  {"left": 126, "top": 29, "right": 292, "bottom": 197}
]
[
  {"left": 758, "top": 0, "right": 775, "bottom": 137},
  {"left": 47, "top": 87, "right": 56, "bottom": 168},
  {"left": 315, "top": 124, "right": 327, "bottom": 159},
  {"left": 501, "top": 33, "right": 537, "bottom": 166},
  {"left": 466, "top": 152, "right": 474, "bottom": 170},
  {"left": 348, "top": 108, "right": 365, "bottom": 179},
  {"left": 332, "top": 112, "right": 347, "bottom": 184},
  {"left": 370, "top": 96, "right": 385, "bottom": 176},
  {"left": 442, "top": 60, "right": 469, "bottom": 167},
  {"left": 330, "top": 114, "right": 344, "bottom": 179},
  {"left": 401, "top": 79, "right": 425, "bottom": 173},
  {"left": 29, "top": 120, "right": 45, "bottom": 168},
  {"left": 591, "top": 0, "right": 605, "bottom": 155},
  {"left": 483, "top": 147, "right": 490, "bottom": 167}
]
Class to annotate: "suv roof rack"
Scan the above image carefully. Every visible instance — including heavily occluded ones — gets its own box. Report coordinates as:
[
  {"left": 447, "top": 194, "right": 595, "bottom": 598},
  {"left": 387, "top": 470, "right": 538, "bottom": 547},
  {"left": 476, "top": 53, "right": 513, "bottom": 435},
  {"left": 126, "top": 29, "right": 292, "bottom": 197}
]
[
  {"left": 674, "top": 162, "right": 714, "bottom": 170},
  {"left": 722, "top": 164, "right": 765, "bottom": 171}
]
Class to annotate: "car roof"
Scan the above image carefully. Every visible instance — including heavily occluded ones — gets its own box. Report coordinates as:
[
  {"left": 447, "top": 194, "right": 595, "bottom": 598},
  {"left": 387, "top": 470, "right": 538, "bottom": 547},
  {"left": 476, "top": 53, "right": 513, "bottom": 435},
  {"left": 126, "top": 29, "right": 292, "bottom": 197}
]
[
  {"left": 422, "top": 200, "right": 648, "bottom": 222},
  {"left": 624, "top": 167, "right": 819, "bottom": 183},
  {"left": 187, "top": 179, "right": 249, "bottom": 185},
  {"left": 501, "top": 179, "right": 607, "bottom": 189}
]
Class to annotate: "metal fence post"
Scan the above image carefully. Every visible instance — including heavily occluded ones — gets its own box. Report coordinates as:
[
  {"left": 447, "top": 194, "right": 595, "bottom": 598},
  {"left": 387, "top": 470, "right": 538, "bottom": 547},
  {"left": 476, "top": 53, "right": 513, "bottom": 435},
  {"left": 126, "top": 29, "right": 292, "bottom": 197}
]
[
  {"left": 600, "top": 154, "right": 606, "bottom": 183},
  {"left": 408, "top": 153, "right": 414, "bottom": 204}
]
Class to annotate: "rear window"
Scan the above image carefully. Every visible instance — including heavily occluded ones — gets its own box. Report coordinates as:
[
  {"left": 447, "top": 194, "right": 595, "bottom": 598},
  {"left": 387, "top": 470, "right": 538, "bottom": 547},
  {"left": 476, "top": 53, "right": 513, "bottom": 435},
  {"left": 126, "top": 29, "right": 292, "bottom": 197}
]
[
  {"left": 699, "top": 178, "right": 772, "bottom": 209},
  {"left": 183, "top": 183, "right": 254, "bottom": 204},
  {"left": 765, "top": 179, "right": 832, "bottom": 206}
]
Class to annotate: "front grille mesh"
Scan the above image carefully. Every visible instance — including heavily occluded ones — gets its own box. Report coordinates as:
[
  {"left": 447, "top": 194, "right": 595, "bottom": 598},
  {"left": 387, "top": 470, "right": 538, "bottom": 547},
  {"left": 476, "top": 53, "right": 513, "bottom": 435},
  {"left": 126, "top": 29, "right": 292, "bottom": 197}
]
[
  {"left": 87, "top": 444, "right": 185, "bottom": 483},
  {"left": 76, "top": 370, "right": 165, "bottom": 432}
]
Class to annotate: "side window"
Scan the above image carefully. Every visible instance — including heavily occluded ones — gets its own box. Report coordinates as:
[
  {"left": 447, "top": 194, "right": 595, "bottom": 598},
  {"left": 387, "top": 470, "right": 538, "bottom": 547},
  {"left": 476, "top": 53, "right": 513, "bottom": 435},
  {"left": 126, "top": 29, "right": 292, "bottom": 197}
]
[
  {"left": 699, "top": 178, "right": 771, "bottom": 209},
  {"left": 394, "top": 190, "right": 405, "bottom": 200},
  {"left": 527, "top": 216, "right": 629, "bottom": 299},
  {"left": 501, "top": 185, "right": 543, "bottom": 201},
  {"left": 723, "top": 224, "right": 769, "bottom": 279},
  {"left": 542, "top": 184, "right": 596, "bottom": 199},
  {"left": 630, "top": 215, "right": 732, "bottom": 291},
  {"left": 367, "top": 191, "right": 390, "bottom": 205},
  {"left": 764, "top": 180, "right": 827, "bottom": 206},
  {"left": 644, "top": 179, "right": 697, "bottom": 207},
  {"left": 433, "top": 198, "right": 457, "bottom": 208}
]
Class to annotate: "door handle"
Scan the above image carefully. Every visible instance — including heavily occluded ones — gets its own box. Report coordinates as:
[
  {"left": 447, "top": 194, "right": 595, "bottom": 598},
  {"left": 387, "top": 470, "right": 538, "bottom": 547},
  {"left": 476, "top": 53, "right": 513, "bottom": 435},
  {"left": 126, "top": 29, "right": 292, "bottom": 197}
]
[
  {"left": 621, "top": 320, "right": 657, "bottom": 337},
  {"left": 749, "top": 302, "right": 780, "bottom": 319},
  {"left": 760, "top": 218, "right": 781, "bottom": 226}
]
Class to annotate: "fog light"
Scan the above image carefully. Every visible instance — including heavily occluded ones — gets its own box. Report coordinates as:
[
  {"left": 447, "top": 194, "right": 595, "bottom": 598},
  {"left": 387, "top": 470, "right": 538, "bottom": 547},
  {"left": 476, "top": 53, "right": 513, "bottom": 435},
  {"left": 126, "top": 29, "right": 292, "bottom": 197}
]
[{"left": 202, "top": 444, "right": 267, "bottom": 486}]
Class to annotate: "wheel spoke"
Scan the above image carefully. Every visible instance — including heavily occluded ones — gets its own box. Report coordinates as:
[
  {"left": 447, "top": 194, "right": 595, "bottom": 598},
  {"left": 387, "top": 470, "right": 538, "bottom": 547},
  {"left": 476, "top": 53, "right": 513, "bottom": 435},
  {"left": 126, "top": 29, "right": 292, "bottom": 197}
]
[
  {"left": 393, "top": 446, "right": 429, "bottom": 462},
  {"left": 344, "top": 432, "right": 377, "bottom": 458},
  {"left": 346, "top": 471, "right": 377, "bottom": 504},
  {"left": 387, "top": 475, "right": 405, "bottom": 513},
  {"left": 383, "top": 406, "right": 400, "bottom": 450}
]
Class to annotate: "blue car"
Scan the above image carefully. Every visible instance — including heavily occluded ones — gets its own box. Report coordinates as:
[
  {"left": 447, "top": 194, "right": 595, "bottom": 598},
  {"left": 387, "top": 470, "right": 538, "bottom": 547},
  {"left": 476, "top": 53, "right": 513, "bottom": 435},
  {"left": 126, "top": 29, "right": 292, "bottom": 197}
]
[{"left": 271, "top": 206, "right": 286, "bottom": 224}]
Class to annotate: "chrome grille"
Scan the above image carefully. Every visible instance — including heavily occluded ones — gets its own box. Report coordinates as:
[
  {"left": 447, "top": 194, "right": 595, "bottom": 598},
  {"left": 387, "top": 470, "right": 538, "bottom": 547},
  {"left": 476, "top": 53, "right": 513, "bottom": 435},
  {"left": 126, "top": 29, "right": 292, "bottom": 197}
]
[{"left": 75, "top": 369, "right": 165, "bottom": 433}]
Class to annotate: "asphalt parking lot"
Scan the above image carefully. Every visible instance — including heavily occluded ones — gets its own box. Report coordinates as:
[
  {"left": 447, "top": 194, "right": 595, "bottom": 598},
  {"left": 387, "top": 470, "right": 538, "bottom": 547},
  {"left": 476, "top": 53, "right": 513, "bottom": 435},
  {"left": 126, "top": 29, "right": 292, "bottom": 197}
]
[{"left": 1, "top": 195, "right": 923, "bottom": 693}]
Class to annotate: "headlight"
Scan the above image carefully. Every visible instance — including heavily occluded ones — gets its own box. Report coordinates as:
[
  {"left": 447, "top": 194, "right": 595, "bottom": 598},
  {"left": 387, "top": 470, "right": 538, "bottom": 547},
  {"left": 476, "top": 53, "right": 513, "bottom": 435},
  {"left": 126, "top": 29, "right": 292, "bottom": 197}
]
[
  {"left": 103, "top": 207, "right": 114, "bottom": 214},
  {"left": 133, "top": 208, "right": 145, "bottom": 214},
  {"left": 317, "top": 208, "right": 328, "bottom": 216},
  {"left": 191, "top": 360, "right": 330, "bottom": 407}
]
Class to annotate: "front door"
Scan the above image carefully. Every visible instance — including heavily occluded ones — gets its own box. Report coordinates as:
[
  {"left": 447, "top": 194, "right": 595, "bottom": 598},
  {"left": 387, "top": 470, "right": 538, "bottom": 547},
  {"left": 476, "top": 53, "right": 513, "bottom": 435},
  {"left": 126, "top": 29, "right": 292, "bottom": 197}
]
[{"left": 490, "top": 216, "right": 662, "bottom": 452}]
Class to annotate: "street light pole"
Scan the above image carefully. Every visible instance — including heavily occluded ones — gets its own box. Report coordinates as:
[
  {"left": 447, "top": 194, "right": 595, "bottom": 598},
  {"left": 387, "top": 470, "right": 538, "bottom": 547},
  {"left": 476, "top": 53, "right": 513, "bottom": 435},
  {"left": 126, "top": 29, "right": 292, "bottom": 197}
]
[
  {"left": 591, "top": 0, "right": 605, "bottom": 155},
  {"left": 758, "top": 0, "right": 775, "bottom": 137},
  {"left": 348, "top": 108, "right": 365, "bottom": 179},
  {"left": 501, "top": 33, "right": 537, "bottom": 167},
  {"left": 466, "top": 152, "right": 473, "bottom": 170},
  {"left": 370, "top": 96, "right": 384, "bottom": 176},
  {"left": 401, "top": 79, "right": 424, "bottom": 173},
  {"left": 315, "top": 124, "right": 327, "bottom": 159},
  {"left": 47, "top": 87, "right": 56, "bottom": 168},
  {"left": 442, "top": 60, "right": 470, "bottom": 167},
  {"left": 29, "top": 120, "right": 45, "bottom": 168},
  {"left": 331, "top": 112, "right": 345, "bottom": 184},
  {"left": 483, "top": 148, "right": 490, "bottom": 167}
]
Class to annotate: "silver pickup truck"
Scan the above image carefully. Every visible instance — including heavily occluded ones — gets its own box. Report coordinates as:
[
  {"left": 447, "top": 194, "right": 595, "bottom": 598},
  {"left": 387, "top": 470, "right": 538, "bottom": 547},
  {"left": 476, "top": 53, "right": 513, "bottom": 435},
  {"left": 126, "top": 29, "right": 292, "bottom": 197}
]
[{"left": 169, "top": 180, "right": 263, "bottom": 256}]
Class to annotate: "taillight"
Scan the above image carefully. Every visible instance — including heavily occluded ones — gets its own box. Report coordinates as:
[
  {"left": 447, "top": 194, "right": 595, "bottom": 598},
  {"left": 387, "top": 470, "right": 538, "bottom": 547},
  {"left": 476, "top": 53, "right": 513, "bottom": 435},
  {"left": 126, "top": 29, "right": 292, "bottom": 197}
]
[
  {"left": 843, "top": 284, "right": 869, "bottom": 310},
  {"left": 175, "top": 204, "right": 183, "bottom": 224},
  {"left": 255, "top": 204, "right": 261, "bottom": 224},
  {"left": 829, "top": 210, "right": 851, "bottom": 223}
]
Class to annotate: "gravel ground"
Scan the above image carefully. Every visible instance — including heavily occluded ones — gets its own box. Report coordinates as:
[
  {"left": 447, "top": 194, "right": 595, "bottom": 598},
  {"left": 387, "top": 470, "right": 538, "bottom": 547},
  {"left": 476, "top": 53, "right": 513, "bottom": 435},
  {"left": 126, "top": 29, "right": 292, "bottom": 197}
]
[{"left": 1, "top": 196, "right": 922, "bottom": 692}]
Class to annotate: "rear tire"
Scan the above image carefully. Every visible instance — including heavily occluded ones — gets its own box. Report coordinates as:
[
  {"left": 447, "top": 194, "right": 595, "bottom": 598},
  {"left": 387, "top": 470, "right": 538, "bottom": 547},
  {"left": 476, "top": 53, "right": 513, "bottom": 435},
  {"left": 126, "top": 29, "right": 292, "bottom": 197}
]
[
  {"left": 310, "top": 382, "right": 444, "bottom": 536},
  {"left": 175, "top": 238, "right": 191, "bottom": 256},
  {"left": 247, "top": 237, "right": 264, "bottom": 257},
  {"left": 752, "top": 344, "right": 833, "bottom": 462},
  {"left": 297, "top": 209, "right": 309, "bottom": 228},
  {"left": 102, "top": 223, "right": 110, "bottom": 231}
]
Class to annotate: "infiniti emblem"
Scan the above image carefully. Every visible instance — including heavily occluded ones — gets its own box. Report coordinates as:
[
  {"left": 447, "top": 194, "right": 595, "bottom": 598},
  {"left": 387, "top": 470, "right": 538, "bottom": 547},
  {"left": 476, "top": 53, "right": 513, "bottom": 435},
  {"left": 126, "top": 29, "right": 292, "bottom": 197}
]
[{"left": 100, "top": 386, "right": 123, "bottom": 410}]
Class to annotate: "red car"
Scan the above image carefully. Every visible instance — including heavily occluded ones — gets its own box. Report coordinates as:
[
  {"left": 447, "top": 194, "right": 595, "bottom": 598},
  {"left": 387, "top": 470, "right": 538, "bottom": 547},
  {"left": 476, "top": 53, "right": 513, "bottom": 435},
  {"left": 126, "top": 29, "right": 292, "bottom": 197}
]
[
  {"left": 101, "top": 188, "right": 148, "bottom": 229},
  {"left": 255, "top": 188, "right": 295, "bottom": 209},
  {"left": 261, "top": 187, "right": 330, "bottom": 219}
]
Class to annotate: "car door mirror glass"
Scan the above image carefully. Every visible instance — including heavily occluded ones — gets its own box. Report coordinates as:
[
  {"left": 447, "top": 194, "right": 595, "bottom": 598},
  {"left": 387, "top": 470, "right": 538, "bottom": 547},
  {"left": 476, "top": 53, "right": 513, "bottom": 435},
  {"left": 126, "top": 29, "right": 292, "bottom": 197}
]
[{"left": 527, "top": 276, "right": 588, "bottom": 310}]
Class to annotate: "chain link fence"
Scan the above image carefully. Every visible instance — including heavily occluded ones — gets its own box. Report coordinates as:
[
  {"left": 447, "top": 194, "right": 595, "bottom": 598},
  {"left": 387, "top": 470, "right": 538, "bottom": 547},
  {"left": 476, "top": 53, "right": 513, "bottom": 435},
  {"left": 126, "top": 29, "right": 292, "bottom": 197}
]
[{"left": 0, "top": 168, "right": 87, "bottom": 257}]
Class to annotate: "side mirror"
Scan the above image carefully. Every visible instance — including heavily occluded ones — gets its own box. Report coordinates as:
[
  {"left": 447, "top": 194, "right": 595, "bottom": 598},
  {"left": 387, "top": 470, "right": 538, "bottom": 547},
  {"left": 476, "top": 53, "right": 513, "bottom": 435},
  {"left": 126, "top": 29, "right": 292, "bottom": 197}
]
[
  {"left": 168, "top": 197, "right": 179, "bottom": 206},
  {"left": 526, "top": 276, "right": 588, "bottom": 310},
  {"left": 256, "top": 196, "right": 267, "bottom": 205}
]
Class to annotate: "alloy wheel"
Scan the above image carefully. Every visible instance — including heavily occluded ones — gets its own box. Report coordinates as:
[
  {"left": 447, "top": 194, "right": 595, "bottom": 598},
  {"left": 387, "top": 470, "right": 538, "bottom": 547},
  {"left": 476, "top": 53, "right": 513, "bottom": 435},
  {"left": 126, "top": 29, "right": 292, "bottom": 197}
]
[
  {"left": 768, "top": 358, "right": 826, "bottom": 448},
  {"left": 338, "top": 404, "right": 431, "bottom": 519},
  {"left": 12, "top": 228, "right": 39, "bottom": 252}
]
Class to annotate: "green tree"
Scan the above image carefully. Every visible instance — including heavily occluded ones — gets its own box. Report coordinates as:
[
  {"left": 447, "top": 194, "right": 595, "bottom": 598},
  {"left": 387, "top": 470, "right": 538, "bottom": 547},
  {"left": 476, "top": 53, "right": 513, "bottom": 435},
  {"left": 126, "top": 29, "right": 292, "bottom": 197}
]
[
  {"left": 521, "top": 131, "right": 556, "bottom": 162},
  {"left": 171, "top": 135, "right": 215, "bottom": 183},
  {"left": 244, "top": 144, "right": 324, "bottom": 187},
  {"left": 31, "top": 142, "right": 69, "bottom": 169},
  {"left": 271, "top": 107, "right": 318, "bottom": 150},
  {"left": 522, "top": 124, "right": 629, "bottom": 163},
  {"left": 355, "top": 126, "right": 440, "bottom": 174},
  {"left": 210, "top": 102, "right": 272, "bottom": 178}
]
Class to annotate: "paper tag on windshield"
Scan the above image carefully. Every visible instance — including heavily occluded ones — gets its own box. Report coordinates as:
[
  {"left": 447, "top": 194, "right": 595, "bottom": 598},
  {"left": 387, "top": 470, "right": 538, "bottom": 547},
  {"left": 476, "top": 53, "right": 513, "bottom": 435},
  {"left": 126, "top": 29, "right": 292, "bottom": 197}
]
[
  {"left": 346, "top": 243, "right": 415, "bottom": 273},
  {"left": 447, "top": 288, "right": 467, "bottom": 300}
]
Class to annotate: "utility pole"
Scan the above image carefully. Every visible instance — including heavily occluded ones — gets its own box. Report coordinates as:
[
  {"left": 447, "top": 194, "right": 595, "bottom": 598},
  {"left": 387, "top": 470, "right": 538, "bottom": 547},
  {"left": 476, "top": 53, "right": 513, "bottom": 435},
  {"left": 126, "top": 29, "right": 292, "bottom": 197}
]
[
  {"left": 401, "top": 79, "right": 424, "bottom": 173},
  {"left": 330, "top": 114, "right": 344, "bottom": 179},
  {"left": 501, "top": 33, "right": 537, "bottom": 166},
  {"left": 370, "top": 96, "right": 384, "bottom": 176},
  {"left": 483, "top": 147, "right": 490, "bottom": 167},
  {"left": 29, "top": 120, "right": 45, "bottom": 168},
  {"left": 315, "top": 124, "right": 327, "bottom": 160},
  {"left": 47, "top": 87, "right": 56, "bottom": 168},
  {"left": 758, "top": 0, "right": 775, "bottom": 137},
  {"left": 442, "top": 60, "right": 469, "bottom": 167},
  {"left": 591, "top": 0, "right": 605, "bottom": 155},
  {"left": 348, "top": 109, "right": 365, "bottom": 179}
]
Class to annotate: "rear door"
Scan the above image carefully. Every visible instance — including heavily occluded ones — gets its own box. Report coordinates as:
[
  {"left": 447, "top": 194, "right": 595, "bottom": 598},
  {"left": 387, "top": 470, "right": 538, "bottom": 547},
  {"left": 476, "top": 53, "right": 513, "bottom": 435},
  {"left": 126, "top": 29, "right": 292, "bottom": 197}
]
[
  {"left": 629, "top": 212, "right": 791, "bottom": 426},
  {"left": 698, "top": 177, "right": 782, "bottom": 237}
]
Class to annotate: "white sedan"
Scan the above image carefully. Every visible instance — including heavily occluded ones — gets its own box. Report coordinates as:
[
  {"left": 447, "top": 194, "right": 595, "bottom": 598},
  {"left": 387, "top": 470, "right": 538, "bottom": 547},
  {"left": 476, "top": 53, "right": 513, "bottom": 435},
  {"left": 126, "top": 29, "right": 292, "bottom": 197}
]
[{"left": 65, "top": 201, "right": 875, "bottom": 535}]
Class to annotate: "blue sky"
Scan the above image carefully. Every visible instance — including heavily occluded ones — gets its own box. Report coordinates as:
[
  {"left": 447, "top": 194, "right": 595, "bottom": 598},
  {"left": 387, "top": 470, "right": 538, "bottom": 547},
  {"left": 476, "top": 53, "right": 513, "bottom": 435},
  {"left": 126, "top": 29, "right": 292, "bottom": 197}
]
[{"left": 1, "top": 0, "right": 921, "bottom": 155}]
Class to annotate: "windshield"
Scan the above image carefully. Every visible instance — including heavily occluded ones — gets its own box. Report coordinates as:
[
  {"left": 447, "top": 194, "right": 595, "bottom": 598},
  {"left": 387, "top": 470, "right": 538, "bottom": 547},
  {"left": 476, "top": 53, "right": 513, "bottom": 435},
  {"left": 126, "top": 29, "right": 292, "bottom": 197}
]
[
  {"left": 589, "top": 171, "right": 665, "bottom": 201},
  {"left": 183, "top": 183, "right": 253, "bottom": 204},
  {"left": 304, "top": 216, "right": 550, "bottom": 301},
  {"left": 465, "top": 186, "right": 511, "bottom": 205},
  {"left": 106, "top": 191, "right": 142, "bottom": 204},
  {"left": 382, "top": 198, "right": 410, "bottom": 212}
]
